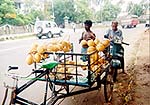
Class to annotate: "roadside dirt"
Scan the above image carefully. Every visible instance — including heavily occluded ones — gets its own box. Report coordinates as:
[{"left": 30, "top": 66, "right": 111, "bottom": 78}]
[
  {"left": 111, "top": 28, "right": 150, "bottom": 105},
  {"left": 127, "top": 29, "right": 150, "bottom": 105},
  {"left": 59, "top": 29, "right": 150, "bottom": 105}
]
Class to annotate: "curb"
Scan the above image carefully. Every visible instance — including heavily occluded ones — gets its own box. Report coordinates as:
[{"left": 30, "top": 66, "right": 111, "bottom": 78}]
[{"left": 0, "top": 33, "right": 35, "bottom": 41}]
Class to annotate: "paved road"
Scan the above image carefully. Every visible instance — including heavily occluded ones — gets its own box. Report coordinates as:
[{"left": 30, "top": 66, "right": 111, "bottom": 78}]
[{"left": 0, "top": 24, "right": 146, "bottom": 104}]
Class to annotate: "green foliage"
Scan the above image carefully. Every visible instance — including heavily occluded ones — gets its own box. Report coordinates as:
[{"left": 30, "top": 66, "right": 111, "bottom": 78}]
[
  {"left": 28, "top": 10, "right": 45, "bottom": 22},
  {"left": 12, "top": 17, "right": 25, "bottom": 25},
  {"left": 127, "top": 2, "right": 144, "bottom": 17},
  {"left": 0, "top": 0, "right": 127, "bottom": 26},
  {"left": 95, "top": 1, "right": 121, "bottom": 22},
  {"left": 54, "top": 0, "right": 76, "bottom": 24},
  {"left": 74, "top": 0, "right": 93, "bottom": 23},
  {"left": 0, "top": 0, "right": 45, "bottom": 25},
  {"left": 0, "top": 18, "right": 2, "bottom": 24},
  {"left": 0, "top": 0, "right": 16, "bottom": 24},
  {"left": 53, "top": 0, "right": 93, "bottom": 24}
]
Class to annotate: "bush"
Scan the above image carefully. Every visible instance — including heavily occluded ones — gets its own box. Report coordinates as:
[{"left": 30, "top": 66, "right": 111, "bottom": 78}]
[
  {"left": 12, "top": 17, "right": 25, "bottom": 25},
  {"left": 0, "top": 18, "right": 2, "bottom": 24}
]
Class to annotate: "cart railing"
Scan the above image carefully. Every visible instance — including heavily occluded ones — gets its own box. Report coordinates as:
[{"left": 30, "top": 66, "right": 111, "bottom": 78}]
[{"left": 37, "top": 50, "right": 109, "bottom": 87}]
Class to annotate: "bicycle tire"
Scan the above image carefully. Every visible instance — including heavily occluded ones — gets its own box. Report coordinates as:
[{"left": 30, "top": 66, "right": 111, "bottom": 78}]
[{"left": 2, "top": 88, "right": 8, "bottom": 105}]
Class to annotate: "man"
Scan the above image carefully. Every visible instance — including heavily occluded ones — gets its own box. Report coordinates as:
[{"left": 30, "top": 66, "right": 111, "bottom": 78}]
[
  {"left": 104, "top": 21, "right": 125, "bottom": 82},
  {"left": 72, "top": 23, "right": 76, "bottom": 32},
  {"left": 79, "top": 20, "right": 96, "bottom": 61},
  {"left": 104, "top": 21, "right": 123, "bottom": 44}
]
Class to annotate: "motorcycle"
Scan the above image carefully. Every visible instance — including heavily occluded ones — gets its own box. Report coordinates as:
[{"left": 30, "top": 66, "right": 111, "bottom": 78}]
[{"left": 105, "top": 35, "right": 129, "bottom": 82}]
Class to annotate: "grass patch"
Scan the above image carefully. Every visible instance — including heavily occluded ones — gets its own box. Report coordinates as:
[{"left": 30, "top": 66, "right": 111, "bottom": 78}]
[{"left": 15, "top": 34, "right": 35, "bottom": 39}]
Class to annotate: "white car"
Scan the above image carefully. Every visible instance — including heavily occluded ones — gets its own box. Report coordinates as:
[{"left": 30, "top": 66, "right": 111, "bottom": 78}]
[{"left": 34, "top": 21, "right": 63, "bottom": 39}]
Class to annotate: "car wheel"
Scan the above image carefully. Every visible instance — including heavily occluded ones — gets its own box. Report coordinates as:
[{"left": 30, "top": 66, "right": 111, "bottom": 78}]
[
  {"left": 145, "top": 24, "right": 147, "bottom": 27},
  {"left": 36, "top": 34, "right": 42, "bottom": 39},
  {"left": 38, "top": 36, "right": 42, "bottom": 39},
  {"left": 47, "top": 31, "right": 53, "bottom": 38},
  {"left": 37, "top": 26, "right": 43, "bottom": 33},
  {"left": 122, "top": 25, "right": 125, "bottom": 28},
  {"left": 58, "top": 33, "right": 62, "bottom": 37}
]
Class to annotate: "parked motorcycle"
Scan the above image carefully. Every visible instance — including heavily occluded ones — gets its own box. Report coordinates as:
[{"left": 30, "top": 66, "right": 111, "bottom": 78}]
[{"left": 105, "top": 35, "right": 129, "bottom": 82}]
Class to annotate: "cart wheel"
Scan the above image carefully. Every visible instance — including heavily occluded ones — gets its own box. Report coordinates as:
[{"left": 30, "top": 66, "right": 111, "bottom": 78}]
[{"left": 104, "top": 72, "right": 114, "bottom": 102}]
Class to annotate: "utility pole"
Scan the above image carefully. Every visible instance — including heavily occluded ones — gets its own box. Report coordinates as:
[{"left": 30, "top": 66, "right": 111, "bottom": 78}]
[
  {"left": 50, "top": 0, "right": 55, "bottom": 21},
  {"left": 98, "top": 0, "right": 103, "bottom": 22}
]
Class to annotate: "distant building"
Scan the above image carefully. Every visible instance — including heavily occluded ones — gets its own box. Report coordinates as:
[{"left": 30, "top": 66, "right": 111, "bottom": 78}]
[{"left": 14, "top": 0, "right": 45, "bottom": 14}]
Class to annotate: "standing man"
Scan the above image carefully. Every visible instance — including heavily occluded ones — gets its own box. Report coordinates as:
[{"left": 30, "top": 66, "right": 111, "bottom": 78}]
[{"left": 79, "top": 20, "right": 96, "bottom": 61}]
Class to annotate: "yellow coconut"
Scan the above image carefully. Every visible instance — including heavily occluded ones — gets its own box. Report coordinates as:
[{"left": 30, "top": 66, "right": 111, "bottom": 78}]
[
  {"left": 94, "top": 39, "right": 100, "bottom": 45},
  {"left": 58, "top": 44, "right": 64, "bottom": 51},
  {"left": 43, "top": 54, "right": 49, "bottom": 59},
  {"left": 67, "top": 42, "right": 72, "bottom": 49},
  {"left": 96, "top": 43, "right": 105, "bottom": 51},
  {"left": 66, "top": 60, "right": 75, "bottom": 65},
  {"left": 47, "top": 44, "right": 53, "bottom": 52},
  {"left": 61, "top": 41, "right": 68, "bottom": 47},
  {"left": 98, "top": 57, "right": 105, "bottom": 64},
  {"left": 94, "top": 52, "right": 99, "bottom": 61},
  {"left": 87, "top": 39, "right": 95, "bottom": 47},
  {"left": 63, "top": 47, "right": 70, "bottom": 52},
  {"left": 37, "top": 45, "right": 45, "bottom": 54},
  {"left": 52, "top": 45, "right": 60, "bottom": 52},
  {"left": 81, "top": 40, "right": 87, "bottom": 46},
  {"left": 87, "top": 46, "right": 96, "bottom": 53},
  {"left": 34, "top": 53, "right": 41, "bottom": 63},
  {"left": 29, "top": 42, "right": 39, "bottom": 53},
  {"left": 42, "top": 43, "right": 48, "bottom": 51},
  {"left": 26, "top": 54, "right": 34, "bottom": 65},
  {"left": 102, "top": 39, "right": 110, "bottom": 47},
  {"left": 90, "top": 64, "right": 95, "bottom": 71}
]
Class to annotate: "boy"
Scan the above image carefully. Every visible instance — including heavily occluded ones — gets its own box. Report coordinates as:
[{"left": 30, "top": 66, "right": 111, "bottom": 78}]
[{"left": 79, "top": 20, "right": 96, "bottom": 61}]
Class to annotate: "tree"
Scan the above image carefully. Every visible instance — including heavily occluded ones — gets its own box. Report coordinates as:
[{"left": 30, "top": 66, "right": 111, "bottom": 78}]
[
  {"left": 28, "top": 10, "right": 45, "bottom": 22},
  {"left": 0, "top": 0, "right": 46, "bottom": 25},
  {"left": 53, "top": 0, "right": 76, "bottom": 24},
  {"left": 127, "top": 2, "right": 144, "bottom": 17},
  {"left": 0, "top": 0, "right": 16, "bottom": 24},
  {"left": 95, "top": 0, "right": 121, "bottom": 21},
  {"left": 74, "top": 0, "right": 93, "bottom": 23},
  {"left": 53, "top": 0, "right": 93, "bottom": 24}
]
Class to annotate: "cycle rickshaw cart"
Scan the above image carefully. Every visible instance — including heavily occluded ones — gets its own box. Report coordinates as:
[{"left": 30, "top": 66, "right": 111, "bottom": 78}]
[{"left": 3, "top": 44, "right": 114, "bottom": 105}]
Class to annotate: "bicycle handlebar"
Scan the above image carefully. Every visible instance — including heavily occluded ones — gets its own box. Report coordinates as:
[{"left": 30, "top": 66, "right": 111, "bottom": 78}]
[
  {"left": 8, "top": 66, "right": 18, "bottom": 71},
  {"left": 122, "top": 42, "right": 130, "bottom": 46}
]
